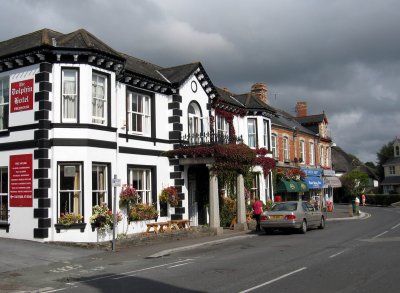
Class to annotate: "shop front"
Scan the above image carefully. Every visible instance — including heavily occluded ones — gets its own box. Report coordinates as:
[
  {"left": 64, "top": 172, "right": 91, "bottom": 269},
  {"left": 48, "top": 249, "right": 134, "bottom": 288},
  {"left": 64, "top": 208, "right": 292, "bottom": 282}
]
[
  {"left": 301, "top": 168, "right": 324, "bottom": 209},
  {"left": 275, "top": 178, "right": 309, "bottom": 202},
  {"left": 323, "top": 169, "right": 342, "bottom": 211}
]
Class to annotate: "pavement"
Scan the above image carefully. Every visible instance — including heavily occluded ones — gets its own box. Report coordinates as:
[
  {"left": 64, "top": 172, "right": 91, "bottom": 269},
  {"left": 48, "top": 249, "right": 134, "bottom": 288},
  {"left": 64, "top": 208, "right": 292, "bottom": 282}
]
[{"left": 0, "top": 204, "right": 369, "bottom": 275}]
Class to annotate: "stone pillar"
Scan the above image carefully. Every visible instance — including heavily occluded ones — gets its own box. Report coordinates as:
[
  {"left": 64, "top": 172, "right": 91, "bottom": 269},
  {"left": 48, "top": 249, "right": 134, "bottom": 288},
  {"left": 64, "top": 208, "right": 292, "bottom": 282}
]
[
  {"left": 208, "top": 166, "right": 223, "bottom": 235},
  {"left": 234, "top": 174, "right": 248, "bottom": 231}
]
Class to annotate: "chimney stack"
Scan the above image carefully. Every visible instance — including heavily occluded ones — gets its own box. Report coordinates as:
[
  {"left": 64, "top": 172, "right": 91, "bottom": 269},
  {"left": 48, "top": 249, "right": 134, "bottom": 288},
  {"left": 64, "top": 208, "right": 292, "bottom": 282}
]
[
  {"left": 251, "top": 83, "right": 268, "bottom": 104},
  {"left": 295, "top": 101, "right": 308, "bottom": 117}
]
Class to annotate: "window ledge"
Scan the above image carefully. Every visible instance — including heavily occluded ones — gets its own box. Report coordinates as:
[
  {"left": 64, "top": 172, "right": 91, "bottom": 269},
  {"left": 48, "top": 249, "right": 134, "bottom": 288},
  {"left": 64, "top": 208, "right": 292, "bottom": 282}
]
[
  {"left": 0, "top": 222, "right": 10, "bottom": 233},
  {"left": 55, "top": 223, "right": 86, "bottom": 233}
]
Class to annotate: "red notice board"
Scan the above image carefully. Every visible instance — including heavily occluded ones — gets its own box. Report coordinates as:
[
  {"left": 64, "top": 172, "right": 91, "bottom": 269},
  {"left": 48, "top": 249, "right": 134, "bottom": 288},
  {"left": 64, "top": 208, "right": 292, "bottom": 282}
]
[
  {"left": 10, "top": 79, "right": 34, "bottom": 113},
  {"left": 9, "top": 154, "right": 33, "bottom": 207}
]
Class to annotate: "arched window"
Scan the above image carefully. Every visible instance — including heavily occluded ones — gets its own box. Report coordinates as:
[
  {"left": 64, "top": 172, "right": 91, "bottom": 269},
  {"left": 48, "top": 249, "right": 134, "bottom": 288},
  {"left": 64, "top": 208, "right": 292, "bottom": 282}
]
[{"left": 188, "top": 102, "right": 203, "bottom": 144}]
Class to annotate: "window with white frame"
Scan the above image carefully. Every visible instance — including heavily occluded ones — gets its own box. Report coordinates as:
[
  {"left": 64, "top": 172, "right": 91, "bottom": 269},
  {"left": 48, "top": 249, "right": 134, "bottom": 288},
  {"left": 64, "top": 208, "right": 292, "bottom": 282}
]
[
  {"left": 250, "top": 173, "right": 260, "bottom": 199},
  {"left": 92, "top": 72, "right": 107, "bottom": 125},
  {"left": 0, "top": 77, "right": 9, "bottom": 130},
  {"left": 247, "top": 118, "right": 257, "bottom": 148},
  {"left": 309, "top": 142, "right": 315, "bottom": 165},
  {"left": 325, "top": 147, "right": 330, "bottom": 166},
  {"left": 389, "top": 166, "right": 395, "bottom": 175},
  {"left": 127, "top": 90, "right": 151, "bottom": 135},
  {"left": 0, "top": 167, "right": 8, "bottom": 221},
  {"left": 188, "top": 102, "right": 203, "bottom": 144},
  {"left": 216, "top": 115, "right": 228, "bottom": 137},
  {"left": 92, "top": 164, "right": 108, "bottom": 206},
  {"left": 300, "top": 140, "right": 305, "bottom": 163},
  {"left": 58, "top": 163, "right": 82, "bottom": 216},
  {"left": 128, "top": 168, "right": 152, "bottom": 204},
  {"left": 62, "top": 69, "right": 78, "bottom": 122},
  {"left": 319, "top": 145, "right": 324, "bottom": 166},
  {"left": 263, "top": 120, "right": 269, "bottom": 147},
  {"left": 283, "top": 137, "right": 289, "bottom": 161},
  {"left": 271, "top": 134, "right": 278, "bottom": 158}
]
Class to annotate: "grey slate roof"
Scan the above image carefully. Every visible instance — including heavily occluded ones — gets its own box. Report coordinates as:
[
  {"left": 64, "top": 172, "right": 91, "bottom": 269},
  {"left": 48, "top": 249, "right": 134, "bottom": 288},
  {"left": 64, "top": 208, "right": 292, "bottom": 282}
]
[
  {"left": 271, "top": 108, "right": 316, "bottom": 136},
  {"left": 158, "top": 63, "right": 200, "bottom": 85},
  {"left": 295, "top": 113, "right": 327, "bottom": 125},
  {"left": 383, "top": 156, "right": 400, "bottom": 166},
  {"left": 122, "top": 53, "right": 167, "bottom": 83},
  {"left": 234, "top": 93, "right": 276, "bottom": 113},
  {"left": 215, "top": 87, "right": 244, "bottom": 108},
  {"left": 380, "top": 176, "right": 400, "bottom": 185}
]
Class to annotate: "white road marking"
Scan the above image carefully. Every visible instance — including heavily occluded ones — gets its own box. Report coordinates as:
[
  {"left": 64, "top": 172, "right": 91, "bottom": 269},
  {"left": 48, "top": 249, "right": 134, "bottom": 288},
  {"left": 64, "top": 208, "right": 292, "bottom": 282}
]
[
  {"left": 373, "top": 231, "right": 388, "bottom": 238},
  {"left": 329, "top": 250, "right": 346, "bottom": 258},
  {"left": 168, "top": 261, "right": 194, "bottom": 268},
  {"left": 112, "top": 259, "right": 195, "bottom": 280},
  {"left": 239, "top": 267, "right": 307, "bottom": 293},
  {"left": 391, "top": 223, "right": 400, "bottom": 230},
  {"left": 43, "top": 287, "right": 77, "bottom": 292}
]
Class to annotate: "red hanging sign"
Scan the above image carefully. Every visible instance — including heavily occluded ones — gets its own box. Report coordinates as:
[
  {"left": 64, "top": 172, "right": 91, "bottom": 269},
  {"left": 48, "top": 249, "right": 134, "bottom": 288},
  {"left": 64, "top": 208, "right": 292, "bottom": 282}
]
[
  {"left": 9, "top": 154, "right": 33, "bottom": 207},
  {"left": 10, "top": 79, "right": 34, "bottom": 113}
]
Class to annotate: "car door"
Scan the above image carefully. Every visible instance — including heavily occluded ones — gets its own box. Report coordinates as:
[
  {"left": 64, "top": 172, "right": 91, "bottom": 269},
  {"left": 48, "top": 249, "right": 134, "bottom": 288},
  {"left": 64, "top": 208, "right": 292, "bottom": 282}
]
[
  {"left": 302, "top": 202, "right": 314, "bottom": 225},
  {"left": 305, "top": 202, "right": 319, "bottom": 227}
]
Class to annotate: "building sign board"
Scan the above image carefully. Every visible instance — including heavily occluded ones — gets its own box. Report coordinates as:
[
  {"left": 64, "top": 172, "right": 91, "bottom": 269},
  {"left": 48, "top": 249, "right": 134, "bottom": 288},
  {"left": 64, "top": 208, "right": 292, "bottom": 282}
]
[
  {"left": 301, "top": 168, "right": 322, "bottom": 177},
  {"left": 10, "top": 79, "right": 34, "bottom": 113},
  {"left": 9, "top": 154, "right": 33, "bottom": 207}
]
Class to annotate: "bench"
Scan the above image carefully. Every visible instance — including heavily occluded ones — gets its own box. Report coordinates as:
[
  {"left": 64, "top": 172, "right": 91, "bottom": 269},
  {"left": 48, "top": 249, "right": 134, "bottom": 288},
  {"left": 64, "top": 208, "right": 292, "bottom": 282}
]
[
  {"left": 144, "top": 220, "right": 190, "bottom": 235},
  {"left": 170, "top": 219, "right": 190, "bottom": 230}
]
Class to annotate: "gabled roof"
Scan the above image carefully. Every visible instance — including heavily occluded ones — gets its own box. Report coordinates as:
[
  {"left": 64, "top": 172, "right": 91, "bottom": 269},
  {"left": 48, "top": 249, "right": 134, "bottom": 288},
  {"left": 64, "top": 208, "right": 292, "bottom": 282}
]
[
  {"left": 0, "top": 28, "right": 124, "bottom": 59},
  {"left": 158, "top": 62, "right": 200, "bottom": 85},
  {"left": 295, "top": 113, "right": 328, "bottom": 125},
  {"left": 215, "top": 87, "right": 244, "bottom": 108},
  {"left": 234, "top": 93, "right": 276, "bottom": 114},
  {"left": 0, "top": 28, "right": 62, "bottom": 58},
  {"left": 122, "top": 53, "right": 167, "bottom": 83},
  {"left": 271, "top": 108, "right": 315, "bottom": 136}
]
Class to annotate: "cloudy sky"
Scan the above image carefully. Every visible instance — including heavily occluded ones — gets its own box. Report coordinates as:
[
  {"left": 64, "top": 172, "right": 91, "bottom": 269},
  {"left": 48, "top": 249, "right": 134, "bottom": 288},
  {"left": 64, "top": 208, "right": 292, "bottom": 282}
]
[{"left": 2, "top": 0, "right": 400, "bottom": 163}]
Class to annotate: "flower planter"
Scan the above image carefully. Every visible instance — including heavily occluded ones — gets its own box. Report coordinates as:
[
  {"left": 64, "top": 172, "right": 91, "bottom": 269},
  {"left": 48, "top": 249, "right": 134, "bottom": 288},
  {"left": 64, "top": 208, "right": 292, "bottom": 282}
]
[
  {"left": 91, "top": 223, "right": 113, "bottom": 232},
  {"left": 55, "top": 223, "right": 86, "bottom": 233}
]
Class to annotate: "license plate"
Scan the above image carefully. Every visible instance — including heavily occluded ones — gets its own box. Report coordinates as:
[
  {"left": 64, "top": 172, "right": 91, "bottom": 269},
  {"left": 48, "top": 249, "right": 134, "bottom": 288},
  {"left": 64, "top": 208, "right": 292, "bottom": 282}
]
[{"left": 269, "top": 215, "right": 284, "bottom": 220}]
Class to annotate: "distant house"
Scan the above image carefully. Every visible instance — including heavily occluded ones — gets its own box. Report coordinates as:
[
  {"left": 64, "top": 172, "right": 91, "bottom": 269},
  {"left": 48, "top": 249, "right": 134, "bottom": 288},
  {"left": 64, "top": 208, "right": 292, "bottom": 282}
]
[
  {"left": 380, "top": 138, "right": 400, "bottom": 193},
  {"left": 331, "top": 145, "right": 378, "bottom": 190}
]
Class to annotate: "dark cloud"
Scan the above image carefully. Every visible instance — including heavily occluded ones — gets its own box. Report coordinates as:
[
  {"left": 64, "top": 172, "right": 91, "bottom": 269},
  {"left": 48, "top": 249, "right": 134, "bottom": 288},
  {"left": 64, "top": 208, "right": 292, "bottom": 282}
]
[{"left": 1, "top": 0, "right": 400, "bottom": 162}]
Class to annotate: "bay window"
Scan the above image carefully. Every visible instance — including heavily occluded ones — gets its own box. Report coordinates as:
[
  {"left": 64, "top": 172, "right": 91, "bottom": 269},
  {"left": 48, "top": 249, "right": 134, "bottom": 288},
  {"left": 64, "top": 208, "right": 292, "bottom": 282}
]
[
  {"left": 92, "top": 72, "right": 107, "bottom": 125},
  {"left": 247, "top": 118, "right": 257, "bottom": 148},
  {"left": 128, "top": 168, "right": 152, "bottom": 204},
  {"left": 0, "top": 77, "right": 9, "bottom": 130},
  {"left": 58, "top": 163, "right": 82, "bottom": 216},
  {"left": 62, "top": 69, "right": 78, "bottom": 122},
  {"left": 92, "top": 164, "right": 108, "bottom": 206},
  {"left": 127, "top": 90, "right": 151, "bottom": 135}
]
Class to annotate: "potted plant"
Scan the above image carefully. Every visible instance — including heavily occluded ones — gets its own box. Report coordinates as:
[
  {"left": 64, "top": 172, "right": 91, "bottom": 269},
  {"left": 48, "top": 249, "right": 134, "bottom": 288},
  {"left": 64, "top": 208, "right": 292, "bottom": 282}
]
[
  {"left": 55, "top": 212, "right": 86, "bottom": 233},
  {"left": 129, "top": 203, "right": 158, "bottom": 222},
  {"left": 119, "top": 185, "right": 140, "bottom": 207},
  {"left": 159, "top": 186, "right": 179, "bottom": 207},
  {"left": 90, "top": 203, "right": 123, "bottom": 233}
]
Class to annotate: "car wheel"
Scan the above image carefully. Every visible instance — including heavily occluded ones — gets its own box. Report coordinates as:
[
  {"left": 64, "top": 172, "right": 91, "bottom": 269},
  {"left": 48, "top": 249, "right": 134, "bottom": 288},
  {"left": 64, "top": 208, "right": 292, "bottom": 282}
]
[
  {"left": 318, "top": 217, "right": 325, "bottom": 229},
  {"left": 299, "top": 220, "right": 307, "bottom": 234}
]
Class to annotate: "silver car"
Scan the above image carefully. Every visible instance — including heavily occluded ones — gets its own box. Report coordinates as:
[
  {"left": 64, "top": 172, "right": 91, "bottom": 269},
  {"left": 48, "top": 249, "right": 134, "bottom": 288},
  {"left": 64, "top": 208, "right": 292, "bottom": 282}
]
[{"left": 260, "top": 201, "right": 325, "bottom": 234}]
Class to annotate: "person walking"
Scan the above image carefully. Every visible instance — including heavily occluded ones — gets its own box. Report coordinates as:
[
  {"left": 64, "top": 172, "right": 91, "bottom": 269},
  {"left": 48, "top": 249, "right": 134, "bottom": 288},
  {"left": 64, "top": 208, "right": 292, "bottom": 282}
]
[
  {"left": 252, "top": 196, "right": 264, "bottom": 232},
  {"left": 362, "top": 194, "right": 366, "bottom": 206}
]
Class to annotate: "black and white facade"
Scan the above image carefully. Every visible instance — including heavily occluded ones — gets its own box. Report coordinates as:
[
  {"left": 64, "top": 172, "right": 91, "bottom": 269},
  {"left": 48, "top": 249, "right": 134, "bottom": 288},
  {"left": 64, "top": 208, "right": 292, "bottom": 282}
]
[{"left": 0, "top": 29, "right": 275, "bottom": 242}]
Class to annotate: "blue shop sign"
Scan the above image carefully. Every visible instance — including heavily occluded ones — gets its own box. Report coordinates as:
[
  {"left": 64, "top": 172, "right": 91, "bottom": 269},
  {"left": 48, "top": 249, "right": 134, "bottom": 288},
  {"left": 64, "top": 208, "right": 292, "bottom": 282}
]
[
  {"left": 304, "top": 177, "right": 324, "bottom": 189},
  {"left": 301, "top": 168, "right": 322, "bottom": 177}
]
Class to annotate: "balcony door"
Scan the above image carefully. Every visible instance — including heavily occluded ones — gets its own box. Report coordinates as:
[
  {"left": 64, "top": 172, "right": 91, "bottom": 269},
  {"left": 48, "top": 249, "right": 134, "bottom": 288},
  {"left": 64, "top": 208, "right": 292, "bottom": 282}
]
[{"left": 188, "top": 102, "right": 203, "bottom": 145}]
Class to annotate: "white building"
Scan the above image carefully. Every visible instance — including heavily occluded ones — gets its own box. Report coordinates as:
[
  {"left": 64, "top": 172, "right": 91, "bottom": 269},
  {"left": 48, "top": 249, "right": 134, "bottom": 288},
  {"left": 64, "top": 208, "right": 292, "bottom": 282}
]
[{"left": 0, "top": 29, "right": 275, "bottom": 242}]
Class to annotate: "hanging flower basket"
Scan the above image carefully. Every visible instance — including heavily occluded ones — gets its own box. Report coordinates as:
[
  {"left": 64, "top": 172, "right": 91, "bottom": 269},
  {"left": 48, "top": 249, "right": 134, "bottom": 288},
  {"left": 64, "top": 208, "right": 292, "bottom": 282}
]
[
  {"left": 119, "top": 185, "right": 140, "bottom": 207},
  {"left": 159, "top": 186, "right": 179, "bottom": 207},
  {"left": 90, "top": 203, "right": 122, "bottom": 233}
]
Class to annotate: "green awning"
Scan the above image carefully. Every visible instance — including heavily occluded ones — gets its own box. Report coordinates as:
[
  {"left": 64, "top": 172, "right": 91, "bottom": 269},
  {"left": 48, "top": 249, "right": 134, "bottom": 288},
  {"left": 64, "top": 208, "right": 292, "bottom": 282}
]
[{"left": 276, "top": 179, "right": 309, "bottom": 193}]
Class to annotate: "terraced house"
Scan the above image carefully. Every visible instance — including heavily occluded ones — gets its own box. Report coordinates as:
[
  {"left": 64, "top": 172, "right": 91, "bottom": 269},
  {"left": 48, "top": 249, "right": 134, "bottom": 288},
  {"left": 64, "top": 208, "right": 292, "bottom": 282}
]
[{"left": 0, "top": 28, "right": 277, "bottom": 242}]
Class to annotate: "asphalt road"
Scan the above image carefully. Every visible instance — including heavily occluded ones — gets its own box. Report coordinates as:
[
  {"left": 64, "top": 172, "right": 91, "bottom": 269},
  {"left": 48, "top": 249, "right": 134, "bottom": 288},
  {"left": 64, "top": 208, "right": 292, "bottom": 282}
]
[{"left": 1, "top": 205, "right": 399, "bottom": 292}]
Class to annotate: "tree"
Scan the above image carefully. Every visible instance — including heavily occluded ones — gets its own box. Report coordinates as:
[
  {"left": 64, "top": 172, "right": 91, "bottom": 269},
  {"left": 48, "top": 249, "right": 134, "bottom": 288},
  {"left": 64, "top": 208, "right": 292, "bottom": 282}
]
[
  {"left": 376, "top": 139, "right": 395, "bottom": 181},
  {"left": 340, "top": 170, "right": 369, "bottom": 200}
]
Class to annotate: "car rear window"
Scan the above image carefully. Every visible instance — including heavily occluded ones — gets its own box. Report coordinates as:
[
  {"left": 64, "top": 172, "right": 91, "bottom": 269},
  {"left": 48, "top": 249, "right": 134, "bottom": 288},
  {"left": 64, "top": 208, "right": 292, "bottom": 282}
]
[{"left": 271, "top": 202, "right": 297, "bottom": 211}]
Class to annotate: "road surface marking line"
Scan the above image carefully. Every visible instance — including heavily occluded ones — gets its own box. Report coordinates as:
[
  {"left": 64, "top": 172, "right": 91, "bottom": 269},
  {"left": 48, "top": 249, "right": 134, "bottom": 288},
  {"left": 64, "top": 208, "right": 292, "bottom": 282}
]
[
  {"left": 329, "top": 250, "right": 346, "bottom": 258},
  {"left": 168, "top": 261, "right": 194, "bottom": 268},
  {"left": 373, "top": 231, "right": 388, "bottom": 238},
  {"left": 113, "top": 259, "right": 195, "bottom": 280},
  {"left": 43, "top": 287, "right": 77, "bottom": 292},
  {"left": 391, "top": 223, "right": 400, "bottom": 230},
  {"left": 239, "top": 267, "right": 307, "bottom": 293}
]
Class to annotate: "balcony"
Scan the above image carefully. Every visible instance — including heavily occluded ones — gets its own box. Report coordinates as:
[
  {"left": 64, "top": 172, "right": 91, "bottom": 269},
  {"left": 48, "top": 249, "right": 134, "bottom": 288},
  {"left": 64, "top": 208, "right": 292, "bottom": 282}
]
[{"left": 180, "top": 132, "right": 243, "bottom": 147}]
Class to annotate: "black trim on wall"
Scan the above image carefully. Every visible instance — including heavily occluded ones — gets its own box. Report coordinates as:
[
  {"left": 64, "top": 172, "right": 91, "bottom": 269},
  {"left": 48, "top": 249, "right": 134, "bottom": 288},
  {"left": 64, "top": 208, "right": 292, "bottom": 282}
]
[
  {"left": 52, "top": 123, "right": 117, "bottom": 132},
  {"left": 34, "top": 228, "right": 49, "bottom": 238},
  {"left": 118, "top": 133, "right": 170, "bottom": 144},
  {"left": 0, "top": 140, "right": 36, "bottom": 151},
  {"left": 119, "top": 146, "right": 163, "bottom": 156},
  {"left": 35, "top": 91, "right": 50, "bottom": 102},
  {"left": 51, "top": 138, "right": 117, "bottom": 149}
]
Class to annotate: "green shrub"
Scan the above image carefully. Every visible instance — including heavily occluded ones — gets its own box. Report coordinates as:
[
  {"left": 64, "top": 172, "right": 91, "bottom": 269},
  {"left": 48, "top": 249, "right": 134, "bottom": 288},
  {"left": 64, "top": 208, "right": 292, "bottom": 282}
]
[{"left": 365, "top": 194, "right": 400, "bottom": 206}]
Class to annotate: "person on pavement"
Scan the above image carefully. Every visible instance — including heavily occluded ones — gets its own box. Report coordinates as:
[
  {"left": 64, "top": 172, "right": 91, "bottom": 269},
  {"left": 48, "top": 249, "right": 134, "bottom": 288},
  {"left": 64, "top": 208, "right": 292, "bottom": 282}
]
[{"left": 252, "top": 196, "right": 264, "bottom": 232}]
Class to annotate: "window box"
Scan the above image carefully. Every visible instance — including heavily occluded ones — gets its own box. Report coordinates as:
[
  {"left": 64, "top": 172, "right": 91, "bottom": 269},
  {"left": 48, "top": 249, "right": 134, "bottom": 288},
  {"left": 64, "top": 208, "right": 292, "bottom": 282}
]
[{"left": 54, "top": 223, "right": 86, "bottom": 233}]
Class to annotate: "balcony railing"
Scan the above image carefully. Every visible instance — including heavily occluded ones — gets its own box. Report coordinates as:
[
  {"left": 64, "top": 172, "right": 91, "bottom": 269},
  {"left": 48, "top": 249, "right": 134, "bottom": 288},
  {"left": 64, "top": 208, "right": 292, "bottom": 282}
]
[{"left": 180, "top": 132, "right": 243, "bottom": 147}]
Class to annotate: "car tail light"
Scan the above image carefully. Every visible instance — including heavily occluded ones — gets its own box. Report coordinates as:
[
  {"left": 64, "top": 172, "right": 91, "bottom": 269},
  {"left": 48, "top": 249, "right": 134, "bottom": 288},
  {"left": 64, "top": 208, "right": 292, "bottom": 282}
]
[
  {"left": 261, "top": 215, "right": 268, "bottom": 220},
  {"left": 284, "top": 215, "right": 296, "bottom": 220}
]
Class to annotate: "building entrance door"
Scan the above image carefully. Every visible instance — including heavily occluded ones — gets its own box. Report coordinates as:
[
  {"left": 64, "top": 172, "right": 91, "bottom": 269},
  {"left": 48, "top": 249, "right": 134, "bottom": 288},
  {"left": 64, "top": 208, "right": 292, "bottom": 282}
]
[{"left": 188, "top": 165, "right": 209, "bottom": 225}]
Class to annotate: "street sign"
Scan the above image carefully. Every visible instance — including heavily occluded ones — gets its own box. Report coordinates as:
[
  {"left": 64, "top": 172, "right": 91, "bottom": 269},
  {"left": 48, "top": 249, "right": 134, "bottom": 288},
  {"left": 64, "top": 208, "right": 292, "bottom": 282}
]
[{"left": 112, "top": 178, "right": 121, "bottom": 187}]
